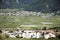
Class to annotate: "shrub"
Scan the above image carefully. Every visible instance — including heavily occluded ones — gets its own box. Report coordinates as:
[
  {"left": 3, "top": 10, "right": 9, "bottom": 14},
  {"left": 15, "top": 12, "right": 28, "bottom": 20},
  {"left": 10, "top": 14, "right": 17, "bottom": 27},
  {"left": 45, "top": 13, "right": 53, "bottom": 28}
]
[
  {"left": 5, "top": 34, "right": 9, "bottom": 38},
  {"left": 0, "top": 33, "right": 5, "bottom": 40},
  {"left": 57, "top": 34, "right": 60, "bottom": 39}
]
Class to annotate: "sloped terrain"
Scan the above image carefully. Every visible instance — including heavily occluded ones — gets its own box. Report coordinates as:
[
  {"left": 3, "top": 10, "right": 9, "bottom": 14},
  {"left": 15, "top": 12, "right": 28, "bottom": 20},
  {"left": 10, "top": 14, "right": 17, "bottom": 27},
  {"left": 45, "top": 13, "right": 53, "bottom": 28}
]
[{"left": 0, "top": 0, "right": 60, "bottom": 12}]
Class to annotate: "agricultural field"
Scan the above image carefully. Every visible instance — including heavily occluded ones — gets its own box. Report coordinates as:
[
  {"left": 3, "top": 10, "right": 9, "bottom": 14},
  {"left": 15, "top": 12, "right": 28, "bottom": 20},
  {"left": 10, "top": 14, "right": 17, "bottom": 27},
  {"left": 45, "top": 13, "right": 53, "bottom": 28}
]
[{"left": 0, "top": 15, "right": 60, "bottom": 30}]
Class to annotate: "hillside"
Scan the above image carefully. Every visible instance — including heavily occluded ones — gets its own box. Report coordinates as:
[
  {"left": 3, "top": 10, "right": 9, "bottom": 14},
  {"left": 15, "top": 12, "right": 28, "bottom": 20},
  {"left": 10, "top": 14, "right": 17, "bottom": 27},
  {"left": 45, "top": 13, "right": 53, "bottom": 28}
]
[{"left": 0, "top": 0, "right": 60, "bottom": 12}]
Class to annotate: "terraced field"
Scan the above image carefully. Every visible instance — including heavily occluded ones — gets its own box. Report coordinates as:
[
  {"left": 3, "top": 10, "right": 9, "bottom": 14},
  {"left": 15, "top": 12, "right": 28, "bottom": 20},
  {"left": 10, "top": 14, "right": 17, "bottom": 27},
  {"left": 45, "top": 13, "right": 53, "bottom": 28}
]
[{"left": 0, "top": 16, "right": 60, "bottom": 30}]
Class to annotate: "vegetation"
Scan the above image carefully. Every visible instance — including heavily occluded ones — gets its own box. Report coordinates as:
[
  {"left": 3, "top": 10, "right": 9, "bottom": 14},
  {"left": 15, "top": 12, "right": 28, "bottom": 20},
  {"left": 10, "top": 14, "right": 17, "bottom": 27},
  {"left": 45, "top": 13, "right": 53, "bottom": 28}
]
[
  {"left": 0, "top": 34, "right": 5, "bottom": 40},
  {"left": 0, "top": 16, "right": 60, "bottom": 30},
  {"left": 0, "top": 0, "right": 60, "bottom": 12},
  {"left": 4, "top": 38, "right": 60, "bottom": 40}
]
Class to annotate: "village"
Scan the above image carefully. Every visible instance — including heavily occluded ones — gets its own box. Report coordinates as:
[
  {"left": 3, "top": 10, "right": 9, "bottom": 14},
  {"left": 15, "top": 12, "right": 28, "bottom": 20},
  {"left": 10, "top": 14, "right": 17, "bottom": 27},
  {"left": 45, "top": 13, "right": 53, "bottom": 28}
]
[
  {"left": 0, "top": 27, "right": 59, "bottom": 40},
  {"left": 0, "top": 10, "right": 57, "bottom": 16}
]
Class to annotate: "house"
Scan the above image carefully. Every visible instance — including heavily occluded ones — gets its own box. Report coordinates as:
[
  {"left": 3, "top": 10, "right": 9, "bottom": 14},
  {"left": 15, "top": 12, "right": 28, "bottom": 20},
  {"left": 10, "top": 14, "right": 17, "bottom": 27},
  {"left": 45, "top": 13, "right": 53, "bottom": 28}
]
[
  {"left": 8, "top": 33, "right": 16, "bottom": 38},
  {"left": 22, "top": 30, "right": 33, "bottom": 38},
  {"left": 49, "top": 33, "right": 56, "bottom": 38},
  {"left": 2, "top": 30, "right": 9, "bottom": 34},
  {"left": 21, "top": 30, "right": 42, "bottom": 38},
  {"left": 36, "top": 32, "right": 42, "bottom": 38},
  {"left": 44, "top": 34, "right": 50, "bottom": 39},
  {"left": 44, "top": 32, "right": 56, "bottom": 39},
  {"left": 22, "top": 32, "right": 26, "bottom": 38}
]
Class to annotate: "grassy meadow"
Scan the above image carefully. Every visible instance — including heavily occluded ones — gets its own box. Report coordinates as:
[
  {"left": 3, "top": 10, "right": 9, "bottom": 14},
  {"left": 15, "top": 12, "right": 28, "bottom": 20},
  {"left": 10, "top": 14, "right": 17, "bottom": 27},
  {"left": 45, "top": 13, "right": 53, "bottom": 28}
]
[{"left": 0, "top": 16, "right": 60, "bottom": 30}]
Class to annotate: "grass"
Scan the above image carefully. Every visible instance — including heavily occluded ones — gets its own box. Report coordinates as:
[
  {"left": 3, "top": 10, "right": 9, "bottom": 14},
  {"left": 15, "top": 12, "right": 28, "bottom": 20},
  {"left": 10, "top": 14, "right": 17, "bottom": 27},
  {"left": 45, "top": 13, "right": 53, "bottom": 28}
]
[
  {"left": 4, "top": 38, "right": 60, "bottom": 40},
  {"left": 0, "top": 16, "right": 60, "bottom": 30}
]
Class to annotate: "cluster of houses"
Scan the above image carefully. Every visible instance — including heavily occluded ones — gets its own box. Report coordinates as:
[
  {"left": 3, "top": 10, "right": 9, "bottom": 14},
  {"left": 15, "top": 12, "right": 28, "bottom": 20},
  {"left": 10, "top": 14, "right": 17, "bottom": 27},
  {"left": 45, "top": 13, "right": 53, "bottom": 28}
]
[
  {"left": 1, "top": 28, "right": 56, "bottom": 39},
  {"left": 0, "top": 11, "right": 54, "bottom": 16}
]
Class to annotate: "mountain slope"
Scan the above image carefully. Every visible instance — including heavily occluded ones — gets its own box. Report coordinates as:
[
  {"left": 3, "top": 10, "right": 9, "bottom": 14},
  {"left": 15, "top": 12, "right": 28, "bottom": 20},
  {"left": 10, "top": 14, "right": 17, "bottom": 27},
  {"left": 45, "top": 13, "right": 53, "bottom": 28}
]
[{"left": 0, "top": 0, "right": 60, "bottom": 12}]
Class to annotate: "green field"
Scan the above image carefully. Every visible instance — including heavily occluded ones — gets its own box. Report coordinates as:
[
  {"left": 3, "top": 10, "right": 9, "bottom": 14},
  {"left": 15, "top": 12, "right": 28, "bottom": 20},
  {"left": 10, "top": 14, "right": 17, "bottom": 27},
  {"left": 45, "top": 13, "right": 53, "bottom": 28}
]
[
  {"left": 0, "top": 16, "right": 60, "bottom": 30},
  {"left": 3, "top": 38, "right": 60, "bottom": 40}
]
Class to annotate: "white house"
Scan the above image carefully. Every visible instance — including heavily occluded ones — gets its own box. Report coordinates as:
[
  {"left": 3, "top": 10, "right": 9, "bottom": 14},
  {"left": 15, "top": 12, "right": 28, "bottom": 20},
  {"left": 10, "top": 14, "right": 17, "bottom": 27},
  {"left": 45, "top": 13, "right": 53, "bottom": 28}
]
[
  {"left": 49, "top": 33, "right": 56, "bottom": 38},
  {"left": 32, "top": 32, "right": 37, "bottom": 38},
  {"left": 44, "top": 32, "right": 56, "bottom": 39},
  {"left": 22, "top": 32, "right": 26, "bottom": 38},
  {"left": 44, "top": 34, "right": 50, "bottom": 39},
  {"left": 36, "top": 32, "right": 42, "bottom": 38},
  {"left": 8, "top": 33, "right": 16, "bottom": 38}
]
